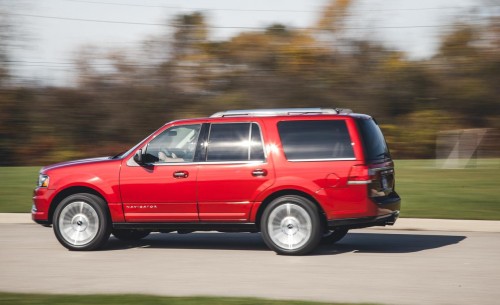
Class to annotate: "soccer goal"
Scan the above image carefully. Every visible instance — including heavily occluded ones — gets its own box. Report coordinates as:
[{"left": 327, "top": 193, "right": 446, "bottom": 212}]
[{"left": 436, "top": 128, "right": 497, "bottom": 168}]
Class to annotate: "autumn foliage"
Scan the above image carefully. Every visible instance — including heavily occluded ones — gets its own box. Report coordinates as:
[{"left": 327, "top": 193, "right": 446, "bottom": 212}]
[{"left": 1, "top": 2, "right": 499, "bottom": 165}]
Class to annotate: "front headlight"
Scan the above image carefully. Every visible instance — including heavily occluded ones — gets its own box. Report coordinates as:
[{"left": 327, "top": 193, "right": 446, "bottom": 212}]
[{"left": 37, "top": 174, "right": 49, "bottom": 188}]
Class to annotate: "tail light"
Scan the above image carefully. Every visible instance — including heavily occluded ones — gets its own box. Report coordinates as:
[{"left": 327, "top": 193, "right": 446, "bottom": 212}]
[{"left": 347, "top": 165, "right": 374, "bottom": 185}]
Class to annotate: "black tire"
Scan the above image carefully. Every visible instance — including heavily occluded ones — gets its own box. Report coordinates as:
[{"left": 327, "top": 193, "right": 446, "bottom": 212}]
[
  {"left": 53, "top": 193, "right": 111, "bottom": 251},
  {"left": 321, "top": 228, "right": 349, "bottom": 244},
  {"left": 112, "top": 229, "right": 150, "bottom": 241},
  {"left": 261, "top": 195, "right": 322, "bottom": 255}
]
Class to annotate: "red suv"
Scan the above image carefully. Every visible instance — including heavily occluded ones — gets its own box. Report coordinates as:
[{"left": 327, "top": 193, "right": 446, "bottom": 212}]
[{"left": 32, "top": 108, "right": 400, "bottom": 255}]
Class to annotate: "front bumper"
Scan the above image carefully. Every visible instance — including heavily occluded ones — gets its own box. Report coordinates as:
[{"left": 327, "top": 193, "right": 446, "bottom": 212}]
[
  {"left": 32, "top": 187, "right": 53, "bottom": 225},
  {"left": 32, "top": 213, "right": 51, "bottom": 226}
]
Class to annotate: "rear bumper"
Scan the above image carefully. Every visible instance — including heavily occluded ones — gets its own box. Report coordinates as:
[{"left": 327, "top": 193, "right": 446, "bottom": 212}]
[
  {"left": 371, "top": 191, "right": 401, "bottom": 212},
  {"left": 328, "top": 210, "right": 399, "bottom": 229},
  {"left": 328, "top": 191, "right": 401, "bottom": 230}
]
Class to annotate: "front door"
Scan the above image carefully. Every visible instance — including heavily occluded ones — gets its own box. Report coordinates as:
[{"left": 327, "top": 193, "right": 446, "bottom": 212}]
[{"left": 120, "top": 124, "right": 202, "bottom": 222}]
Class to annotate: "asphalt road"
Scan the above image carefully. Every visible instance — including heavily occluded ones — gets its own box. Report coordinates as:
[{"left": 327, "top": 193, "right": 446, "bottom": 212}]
[{"left": 1, "top": 223, "right": 500, "bottom": 305}]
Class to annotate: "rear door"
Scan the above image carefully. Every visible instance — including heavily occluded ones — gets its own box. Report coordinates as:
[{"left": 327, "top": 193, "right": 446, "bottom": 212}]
[
  {"left": 273, "top": 118, "right": 361, "bottom": 218},
  {"left": 196, "top": 122, "right": 275, "bottom": 221}
]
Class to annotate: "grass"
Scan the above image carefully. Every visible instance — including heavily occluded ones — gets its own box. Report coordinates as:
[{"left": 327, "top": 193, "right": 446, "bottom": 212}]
[
  {"left": 0, "top": 166, "right": 39, "bottom": 213},
  {"left": 394, "top": 159, "right": 500, "bottom": 220},
  {"left": 0, "top": 159, "right": 499, "bottom": 219},
  {"left": 0, "top": 293, "right": 376, "bottom": 305}
]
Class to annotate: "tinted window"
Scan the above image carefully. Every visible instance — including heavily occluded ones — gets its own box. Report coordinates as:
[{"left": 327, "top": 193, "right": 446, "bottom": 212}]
[
  {"left": 356, "top": 118, "right": 390, "bottom": 162},
  {"left": 207, "top": 123, "right": 265, "bottom": 162},
  {"left": 144, "top": 124, "right": 201, "bottom": 163},
  {"left": 278, "top": 120, "right": 354, "bottom": 160}
]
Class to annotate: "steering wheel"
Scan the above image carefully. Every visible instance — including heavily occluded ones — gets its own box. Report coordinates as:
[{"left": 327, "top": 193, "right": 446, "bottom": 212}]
[
  {"left": 159, "top": 148, "right": 177, "bottom": 161},
  {"left": 160, "top": 148, "right": 173, "bottom": 158}
]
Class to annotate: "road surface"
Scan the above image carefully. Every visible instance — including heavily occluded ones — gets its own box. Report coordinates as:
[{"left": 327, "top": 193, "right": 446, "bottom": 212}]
[{"left": 1, "top": 223, "right": 499, "bottom": 305}]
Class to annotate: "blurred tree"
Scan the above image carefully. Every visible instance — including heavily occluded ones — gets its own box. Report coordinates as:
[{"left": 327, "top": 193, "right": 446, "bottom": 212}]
[
  {"left": 0, "top": 4, "right": 32, "bottom": 165},
  {"left": 371, "top": 54, "right": 436, "bottom": 117},
  {"left": 0, "top": 6, "right": 11, "bottom": 85},
  {"left": 316, "top": 0, "right": 352, "bottom": 32},
  {"left": 1, "top": 2, "right": 500, "bottom": 165},
  {"left": 0, "top": 89, "right": 34, "bottom": 165},
  {"left": 315, "top": 0, "right": 353, "bottom": 53},
  {"left": 172, "top": 12, "right": 208, "bottom": 59},
  {"left": 434, "top": 21, "right": 500, "bottom": 125},
  {"left": 382, "top": 110, "right": 462, "bottom": 159}
]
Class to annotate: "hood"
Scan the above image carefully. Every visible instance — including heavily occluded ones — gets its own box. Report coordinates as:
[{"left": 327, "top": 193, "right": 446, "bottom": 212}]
[{"left": 41, "top": 156, "right": 112, "bottom": 172}]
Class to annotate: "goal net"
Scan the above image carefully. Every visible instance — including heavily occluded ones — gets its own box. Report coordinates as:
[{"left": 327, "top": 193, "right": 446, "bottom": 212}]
[{"left": 436, "top": 128, "right": 499, "bottom": 168}]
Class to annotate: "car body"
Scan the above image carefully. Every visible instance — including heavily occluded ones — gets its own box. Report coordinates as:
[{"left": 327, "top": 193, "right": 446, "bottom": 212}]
[{"left": 32, "top": 108, "right": 401, "bottom": 255}]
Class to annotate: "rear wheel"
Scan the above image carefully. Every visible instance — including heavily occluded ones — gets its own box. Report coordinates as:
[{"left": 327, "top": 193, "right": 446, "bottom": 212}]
[
  {"left": 261, "top": 195, "right": 322, "bottom": 255},
  {"left": 321, "top": 228, "right": 349, "bottom": 244},
  {"left": 112, "top": 229, "right": 150, "bottom": 241},
  {"left": 53, "top": 193, "right": 110, "bottom": 251}
]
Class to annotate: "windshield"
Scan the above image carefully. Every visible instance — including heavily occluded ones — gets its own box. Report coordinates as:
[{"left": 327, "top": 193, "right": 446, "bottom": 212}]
[
  {"left": 111, "top": 128, "right": 162, "bottom": 159},
  {"left": 356, "top": 118, "right": 391, "bottom": 162}
]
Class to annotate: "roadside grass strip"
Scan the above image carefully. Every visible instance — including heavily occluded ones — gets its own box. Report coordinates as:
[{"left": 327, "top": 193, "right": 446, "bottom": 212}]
[
  {"left": 0, "top": 293, "right": 380, "bottom": 305},
  {"left": 1, "top": 159, "right": 499, "bottom": 219}
]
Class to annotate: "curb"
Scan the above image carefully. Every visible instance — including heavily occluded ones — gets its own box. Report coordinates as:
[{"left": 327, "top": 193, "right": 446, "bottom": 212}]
[
  {"left": 0, "top": 213, "right": 32, "bottom": 224},
  {"left": 2, "top": 213, "right": 500, "bottom": 233},
  {"left": 374, "top": 218, "right": 500, "bottom": 233}
]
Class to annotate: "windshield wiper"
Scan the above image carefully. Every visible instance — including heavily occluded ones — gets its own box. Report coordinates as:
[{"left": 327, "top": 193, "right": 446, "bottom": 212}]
[{"left": 374, "top": 151, "right": 391, "bottom": 159}]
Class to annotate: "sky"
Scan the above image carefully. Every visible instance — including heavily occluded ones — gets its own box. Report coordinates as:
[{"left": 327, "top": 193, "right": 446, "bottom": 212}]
[{"left": 5, "top": 0, "right": 482, "bottom": 86}]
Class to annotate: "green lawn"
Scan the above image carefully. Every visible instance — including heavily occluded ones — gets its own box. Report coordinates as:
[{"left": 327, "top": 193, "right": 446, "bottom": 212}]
[
  {"left": 0, "top": 166, "right": 39, "bottom": 213},
  {"left": 1, "top": 160, "right": 499, "bottom": 219},
  {"left": 0, "top": 293, "right": 376, "bottom": 305},
  {"left": 394, "top": 159, "right": 500, "bottom": 220}
]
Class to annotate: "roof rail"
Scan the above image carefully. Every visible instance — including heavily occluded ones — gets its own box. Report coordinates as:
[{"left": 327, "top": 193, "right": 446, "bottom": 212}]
[
  {"left": 335, "top": 108, "right": 353, "bottom": 114},
  {"left": 210, "top": 108, "right": 351, "bottom": 118}
]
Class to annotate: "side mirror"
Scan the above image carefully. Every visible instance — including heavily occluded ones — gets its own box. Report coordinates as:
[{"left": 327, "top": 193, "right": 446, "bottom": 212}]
[{"left": 133, "top": 149, "right": 144, "bottom": 164}]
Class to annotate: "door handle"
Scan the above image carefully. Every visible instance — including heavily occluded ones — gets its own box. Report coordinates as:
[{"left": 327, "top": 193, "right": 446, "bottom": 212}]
[
  {"left": 252, "top": 169, "right": 267, "bottom": 177},
  {"left": 173, "top": 171, "right": 189, "bottom": 179}
]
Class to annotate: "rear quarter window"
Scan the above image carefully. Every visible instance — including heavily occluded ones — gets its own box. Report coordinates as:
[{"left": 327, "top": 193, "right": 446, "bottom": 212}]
[
  {"left": 277, "top": 120, "right": 354, "bottom": 160},
  {"left": 356, "top": 118, "right": 391, "bottom": 162}
]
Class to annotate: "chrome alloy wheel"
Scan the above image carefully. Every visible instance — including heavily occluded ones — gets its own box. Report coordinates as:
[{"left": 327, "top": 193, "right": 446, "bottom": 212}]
[
  {"left": 58, "top": 201, "right": 99, "bottom": 246},
  {"left": 267, "top": 203, "right": 312, "bottom": 250}
]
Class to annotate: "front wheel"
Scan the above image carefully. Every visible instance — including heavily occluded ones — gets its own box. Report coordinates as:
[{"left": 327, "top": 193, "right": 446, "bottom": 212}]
[
  {"left": 261, "top": 195, "right": 322, "bottom": 255},
  {"left": 53, "top": 193, "right": 110, "bottom": 251}
]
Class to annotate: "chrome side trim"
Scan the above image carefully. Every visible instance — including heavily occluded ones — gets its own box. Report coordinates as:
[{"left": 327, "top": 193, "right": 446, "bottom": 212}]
[
  {"left": 347, "top": 180, "right": 372, "bottom": 185},
  {"left": 370, "top": 166, "right": 394, "bottom": 172},
  {"left": 127, "top": 159, "right": 267, "bottom": 167},
  {"left": 198, "top": 161, "right": 267, "bottom": 166},
  {"left": 288, "top": 158, "right": 356, "bottom": 162}
]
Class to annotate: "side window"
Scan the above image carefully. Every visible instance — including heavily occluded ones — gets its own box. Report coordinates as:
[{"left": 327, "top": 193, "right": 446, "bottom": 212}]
[
  {"left": 206, "top": 123, "right": 265, "bottom": 162},
  {"left": 144, "top": 124, "right": 201, "bottom": 163},
  {"left": 277, "top": 120, "right": 354, "bottom": 160}
]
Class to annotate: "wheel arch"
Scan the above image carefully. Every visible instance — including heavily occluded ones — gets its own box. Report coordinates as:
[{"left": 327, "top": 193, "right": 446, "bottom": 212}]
[
  {"left": 254, "top": 189, "right": 328, "bottom": 231},
  {"left": 48, "top": 186, "right": 108, "bottom": 225}
]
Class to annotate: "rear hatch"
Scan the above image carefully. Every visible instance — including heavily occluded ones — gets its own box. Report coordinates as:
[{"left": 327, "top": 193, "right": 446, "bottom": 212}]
[{"left": 356, "top": 117, "right": 397, "bottom": 200}]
